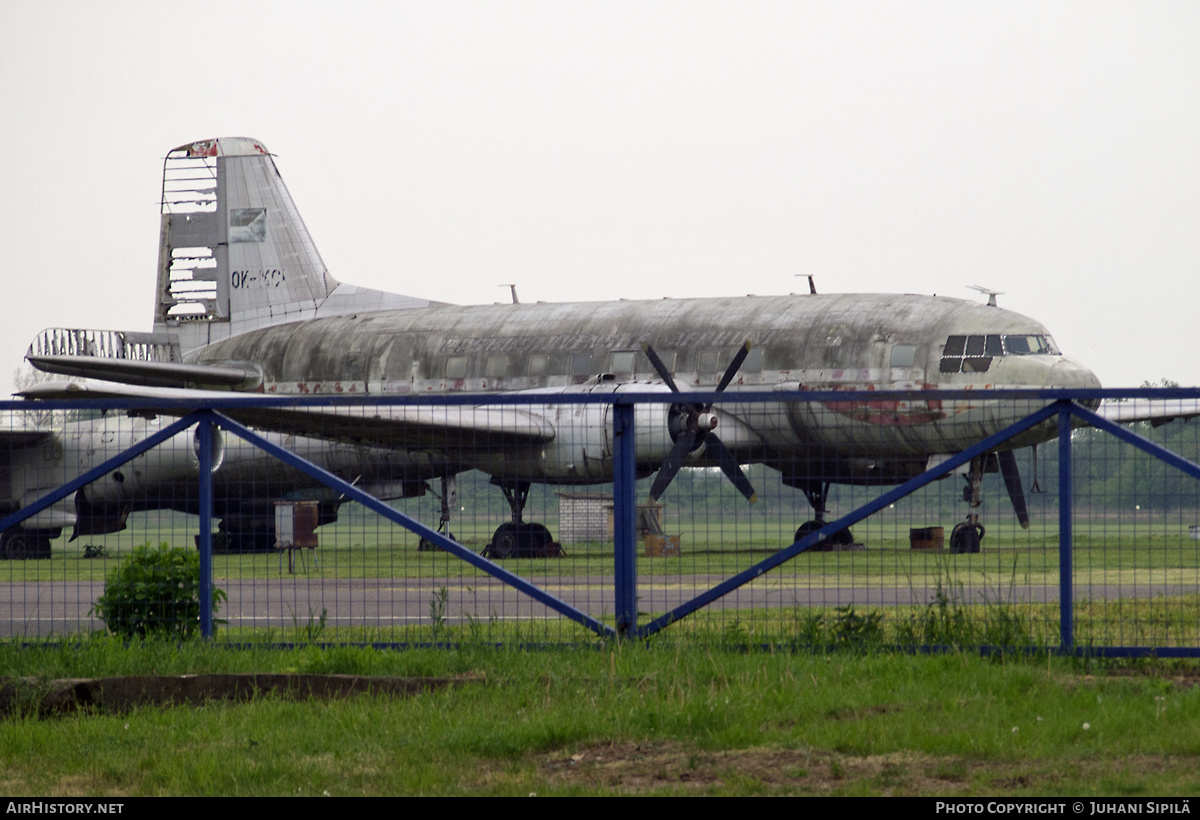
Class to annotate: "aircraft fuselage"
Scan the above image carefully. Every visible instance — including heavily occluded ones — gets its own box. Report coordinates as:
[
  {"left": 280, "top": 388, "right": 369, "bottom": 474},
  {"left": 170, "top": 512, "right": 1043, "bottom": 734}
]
[{"left": 183, "top": 291, "right": 1100, "bottom": 486}]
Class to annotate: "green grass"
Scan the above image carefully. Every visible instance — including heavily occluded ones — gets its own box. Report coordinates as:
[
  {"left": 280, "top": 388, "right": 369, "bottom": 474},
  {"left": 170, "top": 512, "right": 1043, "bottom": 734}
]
[
  {"left": 6, "top": 516, "right": 1199, "bottom": 585},
  {"left": 3, "top": 638, "right": 1200, "bottom": 796}
]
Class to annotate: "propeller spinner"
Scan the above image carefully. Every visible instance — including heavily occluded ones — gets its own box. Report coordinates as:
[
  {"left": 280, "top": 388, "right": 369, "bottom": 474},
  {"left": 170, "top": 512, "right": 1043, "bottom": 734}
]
[{"left": 642, "top": 341, "right": 757, "bottom": 505}]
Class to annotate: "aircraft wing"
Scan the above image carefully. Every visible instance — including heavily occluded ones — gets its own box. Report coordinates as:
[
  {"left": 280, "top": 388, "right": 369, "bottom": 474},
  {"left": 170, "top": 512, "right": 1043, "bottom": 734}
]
[
  {"left": 1096, "top": 399, "right": 1200, "bottom": 428},
  {"left": 19, "top": 382, "right": 555, "bottom": 452}
]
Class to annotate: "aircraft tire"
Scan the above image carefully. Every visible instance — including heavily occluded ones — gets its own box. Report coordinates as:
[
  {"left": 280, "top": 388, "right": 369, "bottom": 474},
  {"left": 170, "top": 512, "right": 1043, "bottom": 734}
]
[
  {"left": 418, "top": 532, "right": 457, "bottom": 552},
  {"left": 1, "top": 533, "right": 30, "bottom": 560},
  {"left": 950, "top": 522, "right": 985, "bottom": 554},
  {"left": 489, "top": 525, "right": 518, "bottom": 559},
  {"left": 793, "top": 521, "right": 853, "bottom": 551},
  {"left": 526, "top": 523, "right": 553, "bottom": 554},
  {"left": 1, "top": 531, "right": 53, "bottom": 560}
]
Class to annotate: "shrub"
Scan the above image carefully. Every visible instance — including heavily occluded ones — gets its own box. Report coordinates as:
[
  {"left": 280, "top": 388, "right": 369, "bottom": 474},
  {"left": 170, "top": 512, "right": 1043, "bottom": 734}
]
[{"left": 92, "top": 542, "right": 226, "bottom": 639}]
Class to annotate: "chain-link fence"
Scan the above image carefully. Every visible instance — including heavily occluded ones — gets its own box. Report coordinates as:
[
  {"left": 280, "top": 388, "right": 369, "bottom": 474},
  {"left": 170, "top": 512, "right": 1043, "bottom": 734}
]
[{"left": 1, "top": 389, "right": 1198, "bottom": 654}]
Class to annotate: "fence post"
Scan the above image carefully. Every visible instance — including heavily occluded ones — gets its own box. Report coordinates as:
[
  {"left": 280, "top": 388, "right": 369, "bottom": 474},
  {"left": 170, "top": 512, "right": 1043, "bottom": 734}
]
[
  {"left": 1058, "top": 403, "right": 1073, "bottom": 653},
  {"left": 197, "top": 417, "right": 214, "bottom": 639},
  {"left": 612, "top": 400, "right": 637, "bottom": 636}
]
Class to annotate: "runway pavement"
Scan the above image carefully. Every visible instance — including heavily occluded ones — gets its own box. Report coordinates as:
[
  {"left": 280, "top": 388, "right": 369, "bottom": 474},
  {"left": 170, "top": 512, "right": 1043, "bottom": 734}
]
[{"left": 3, "top": 574, "right": 1197, "bottom": 638}]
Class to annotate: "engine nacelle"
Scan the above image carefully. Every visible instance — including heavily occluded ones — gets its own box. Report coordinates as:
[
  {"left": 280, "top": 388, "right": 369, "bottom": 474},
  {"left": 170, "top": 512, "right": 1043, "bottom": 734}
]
[
  {"left": 473, "top": 382, "right": 680, "bottom": 483},
  {"left": 75, "top": 418, "right": 223, "bottom": 505}
]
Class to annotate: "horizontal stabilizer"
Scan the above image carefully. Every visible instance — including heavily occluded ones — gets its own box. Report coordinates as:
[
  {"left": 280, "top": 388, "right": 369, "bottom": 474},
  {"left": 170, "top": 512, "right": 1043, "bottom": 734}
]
[
  {"left": 27, "top": 356, "right": 263, "bottom": 391},
  {"left": 20, "top": 381, "right": 556, "bottom": 452}
]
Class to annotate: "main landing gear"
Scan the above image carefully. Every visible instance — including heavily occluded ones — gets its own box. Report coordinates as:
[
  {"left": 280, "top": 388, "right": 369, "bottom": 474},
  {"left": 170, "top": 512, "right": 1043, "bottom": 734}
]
[
  {"left": 792, "top": 480, "right": 855, "bottom": 551},
  {"left": 949, "top": 456, "right": 986, "bottom": 554},
  {"left": 0, "top": 528, "right": 58, "bottom": 560},
  {"left": 482, "top": 479, "right": 561, "bottom": 559}
]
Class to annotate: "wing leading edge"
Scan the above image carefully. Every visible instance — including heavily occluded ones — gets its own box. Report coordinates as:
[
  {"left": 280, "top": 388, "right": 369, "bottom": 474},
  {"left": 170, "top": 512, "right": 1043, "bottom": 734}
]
[{"left": 19, "top": 382, "right": 556, "bottom": 452}]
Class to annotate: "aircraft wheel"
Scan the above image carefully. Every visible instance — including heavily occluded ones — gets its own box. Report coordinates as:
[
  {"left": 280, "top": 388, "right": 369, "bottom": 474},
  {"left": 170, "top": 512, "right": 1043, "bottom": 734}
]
[
  {"left": 793, "top": 521, "right": 853, "bottom": 550},
  {"left": 526, "top": 523, "right": 553, "bottom": 553},
  {"left": 418, "top": 532, "right": 456, "bottom": 552},
  {"left": 489, "top": 526, "right": 518, "bottom": 559},
  {"left": 2, "top": 533, "right": 31, "bottom": 560},
  {"left": 950, "top": 522, "right": 985, "bottom": 554},
  {"left": 794, "top": 520, "right": 821, "bottom": 543},
  {"left": 1, "top": 532, "right": 53, "bottom": 560}
]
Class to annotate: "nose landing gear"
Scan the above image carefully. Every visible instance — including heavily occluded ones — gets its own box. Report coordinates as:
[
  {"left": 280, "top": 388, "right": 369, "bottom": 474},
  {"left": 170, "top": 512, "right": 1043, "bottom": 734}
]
[{"left": 950, "top": 456, "right": 986, "bottom": 554}]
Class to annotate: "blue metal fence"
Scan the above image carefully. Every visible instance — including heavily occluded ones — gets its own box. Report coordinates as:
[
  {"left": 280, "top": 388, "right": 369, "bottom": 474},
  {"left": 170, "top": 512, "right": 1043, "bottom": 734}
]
[{"left": 1, "top": 388, "right": 1198, "bottom": 654}]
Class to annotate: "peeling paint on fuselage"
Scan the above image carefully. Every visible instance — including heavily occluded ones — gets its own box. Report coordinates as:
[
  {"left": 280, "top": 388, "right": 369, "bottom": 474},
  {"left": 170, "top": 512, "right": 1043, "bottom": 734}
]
[{"left": 185, "top": 292, "right": 1101, "bottom": 484}]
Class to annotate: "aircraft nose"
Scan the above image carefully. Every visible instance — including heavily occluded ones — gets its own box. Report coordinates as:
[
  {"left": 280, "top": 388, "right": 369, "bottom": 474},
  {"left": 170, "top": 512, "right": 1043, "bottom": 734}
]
[{"left": 1044, "top": 357, "right": 1102, "bottom": 391}]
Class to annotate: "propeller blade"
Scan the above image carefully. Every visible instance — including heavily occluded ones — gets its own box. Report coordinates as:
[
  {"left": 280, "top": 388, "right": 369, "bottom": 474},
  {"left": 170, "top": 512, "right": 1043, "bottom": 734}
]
[
  {"left": 647, "top": 430, "right": 702, "bottom": 502},
  {"left": 704, "top": 434, "right": 757, "bottom": 503},
  {"left": 997, "top": 450, "right": 1030, "bottom": 529},
  {"left": 641, "top": 343, "right": 680, "bottom": 393},
  {"left": 715, "top": 341, "right": 752, "bottom": 393}
]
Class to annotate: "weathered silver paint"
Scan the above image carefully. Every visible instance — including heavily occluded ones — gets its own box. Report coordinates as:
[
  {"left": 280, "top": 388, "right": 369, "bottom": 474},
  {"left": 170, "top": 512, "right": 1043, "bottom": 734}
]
[
  {"left": 180, "top": 291, "right": 1099, "bottom": 479},
  {"left": 25, "top": 136, "right": 1103, "bottom": 500}
]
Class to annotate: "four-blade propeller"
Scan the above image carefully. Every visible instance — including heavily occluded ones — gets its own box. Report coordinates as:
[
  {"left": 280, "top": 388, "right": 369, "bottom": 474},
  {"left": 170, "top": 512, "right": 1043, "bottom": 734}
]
[
  {"left": 642, "top": 341, "right": 757, "bottom": 505},
  {"left": 639, "top": 341, "right": 1029, "bottom": 529}
]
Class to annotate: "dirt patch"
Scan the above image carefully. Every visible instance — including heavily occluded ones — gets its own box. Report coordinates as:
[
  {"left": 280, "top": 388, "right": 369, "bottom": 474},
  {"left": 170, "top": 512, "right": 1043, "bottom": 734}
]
[
  {"left": 530, "top": 742, "right": 1197, "bottom": 796},
  {"left": 0, "top": 673, "right": 480, "bottom": 717}
]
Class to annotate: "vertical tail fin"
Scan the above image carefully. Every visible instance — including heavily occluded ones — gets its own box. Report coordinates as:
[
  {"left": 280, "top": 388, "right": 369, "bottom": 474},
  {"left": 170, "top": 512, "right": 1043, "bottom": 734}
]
[
  {"left": 153, "top": 137, "right": 443, "bottom": 354},
  {"left": 154, "top": 138, "right": 339, "bottom": 351}
]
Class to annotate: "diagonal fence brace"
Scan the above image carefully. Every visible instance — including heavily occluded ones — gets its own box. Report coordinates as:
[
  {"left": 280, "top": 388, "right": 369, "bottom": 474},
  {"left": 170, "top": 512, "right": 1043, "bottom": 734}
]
[
  {"left": 635, "top": 401, "right": 1064, "bottom": 639},
  {"left": 209, "top": 412, "right": 616, "bottom": 638}
]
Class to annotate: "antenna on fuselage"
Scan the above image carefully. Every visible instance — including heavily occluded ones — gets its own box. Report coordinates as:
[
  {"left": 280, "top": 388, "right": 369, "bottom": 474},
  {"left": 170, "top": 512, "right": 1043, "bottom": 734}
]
[
  {"left": 794, "top": 274, "right": 817, "bottom": 294},
  {"left": 500, "top": 284, "right": 519, "bottom": 304},
  {"left": 968, "top": 284, "right": 1002, "bottom": 307}
]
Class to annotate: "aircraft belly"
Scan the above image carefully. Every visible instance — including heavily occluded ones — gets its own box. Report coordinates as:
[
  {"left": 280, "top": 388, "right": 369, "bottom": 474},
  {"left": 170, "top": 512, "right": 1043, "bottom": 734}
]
[{"left": 781, "top": 386, "right": 1063, "bottom": 460}]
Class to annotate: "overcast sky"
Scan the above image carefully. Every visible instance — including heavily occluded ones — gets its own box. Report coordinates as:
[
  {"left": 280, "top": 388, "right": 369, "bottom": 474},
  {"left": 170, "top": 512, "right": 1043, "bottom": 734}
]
[{"left": 1, "top": 1, "right": 1197, "bottom": 396}]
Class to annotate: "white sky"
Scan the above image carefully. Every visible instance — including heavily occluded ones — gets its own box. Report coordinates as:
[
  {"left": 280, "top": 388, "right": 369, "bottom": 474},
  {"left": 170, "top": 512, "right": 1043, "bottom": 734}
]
[{"left": 1, "top": 1, "right": 1197, "bottom": 396}]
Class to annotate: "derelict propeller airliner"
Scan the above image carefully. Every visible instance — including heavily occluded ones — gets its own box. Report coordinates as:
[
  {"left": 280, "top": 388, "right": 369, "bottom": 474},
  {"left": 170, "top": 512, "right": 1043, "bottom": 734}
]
[{"left": 22, "top": 137, "right": 1109, "bottom": 556}]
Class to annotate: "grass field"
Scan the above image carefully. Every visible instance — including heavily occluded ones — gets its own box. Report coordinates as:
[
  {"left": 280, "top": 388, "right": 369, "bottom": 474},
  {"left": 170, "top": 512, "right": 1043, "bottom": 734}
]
[
  {"left": 3, "top": 638, "right": 1200, "bottom": 796},
  {"left": 4, "top": 513, "right": 1199, "bottom": 649},
  {"left": 5, "top": 515, "right": 1199, "bottom": 583}
]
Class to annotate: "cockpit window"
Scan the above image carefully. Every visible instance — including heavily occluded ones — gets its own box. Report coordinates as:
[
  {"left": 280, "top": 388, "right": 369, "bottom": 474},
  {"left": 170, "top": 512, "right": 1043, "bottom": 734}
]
[
  {"left": 1003, "top": 334, "right": 1059, "bottom": 355},
  {"left": 941, "top": 335, "right": 998, "bottom": 373},
  {"left": 941, "top": 333, "right": 1058, "bottom": 374}
]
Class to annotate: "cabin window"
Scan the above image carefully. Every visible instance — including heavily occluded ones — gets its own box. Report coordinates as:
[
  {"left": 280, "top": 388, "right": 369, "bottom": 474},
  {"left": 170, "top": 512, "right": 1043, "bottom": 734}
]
[
  {"left": 528, "top": 354, "right": 549, "bottom": 376},
  {"left": 743, "top": 348, "right": 764, "bottom": 372},
  {"left": 570, "top": 353, "right": 592, "bottom": 376},
  {"left": 486, "top": 356, "right": 509, "bottom": 378},
  {"left": 654, "top": 350, "right": 677, "bottom": 373},
  {"left": 445, "top": 357, "right": 468, "bottom": 379},
  {"left": 698, "top": 349, "right": 720, "bottom": 372},
  {"left": 611, "top": 351, "right": 636, "bottom": 374},
  {"left": 890, "top": 344, "right": 917, "bottom": 368}
]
